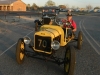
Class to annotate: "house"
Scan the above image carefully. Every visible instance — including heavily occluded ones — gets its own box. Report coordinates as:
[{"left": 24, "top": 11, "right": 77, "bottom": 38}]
[{"left": 0, "top": 0, "right": 26, "bottom": 11}]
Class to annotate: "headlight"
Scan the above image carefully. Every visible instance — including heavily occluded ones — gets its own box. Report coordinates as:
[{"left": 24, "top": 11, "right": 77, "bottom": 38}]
[
  {"left": 51, "top": 40, "right": 60, "bottom": 50},
  {"left": 24, "top": 37, "right": 31, "bottom": 44}
]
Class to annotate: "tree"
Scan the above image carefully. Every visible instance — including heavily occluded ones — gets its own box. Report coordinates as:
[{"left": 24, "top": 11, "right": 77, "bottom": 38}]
[
  {"left": 65, "top": 4, "right": 69, "bottom": 9},
  {"left": 31, "top": 3, "right": 39, "bottom": 10},
  {"left": 45, "top": 0, "right": 56, "bottom": 6},
  {"left": 86, "top": 5, "right": 93, "bottom": 11},
  {"left": 72, "top": 6, "right": 76, "bottom": 9},
  {"left": 59, "top": 5, "right": 66, "bottom": 9},
  {"left": 76, "top": 7, "right": 79, "bottom": 9},
  {"left": 94, "top": 6, "right": 100, "bottom": 9},
  {"left": 71, "top": 6, "right": 76, "bottom": 11},
  {"left": 26, "top": 4, "right": 31, "bottom": 10}
]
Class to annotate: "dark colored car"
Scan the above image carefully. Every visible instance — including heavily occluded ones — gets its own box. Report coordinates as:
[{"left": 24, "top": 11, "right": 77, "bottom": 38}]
[
  {"left": 42, "top": 6, "right": 60, "bottom": 17},
  {"left": 34, "top": 6, "right": 60, "bottom": 31}
]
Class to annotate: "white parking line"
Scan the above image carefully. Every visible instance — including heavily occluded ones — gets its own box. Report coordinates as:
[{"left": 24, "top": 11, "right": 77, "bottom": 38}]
[
  {"left": 82, "top": 20, "right": 100, "bottom": 47},
  {"left": 79, "top": 20, "right": 100, "bottom": 55},
  {"left": 0, "top": 30, "right": 33, "bottom": 56}
]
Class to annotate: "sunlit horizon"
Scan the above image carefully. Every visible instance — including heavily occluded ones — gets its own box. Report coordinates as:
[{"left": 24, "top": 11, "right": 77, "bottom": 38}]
[{"left": 22, "top": 0, "right": 100, "bottom": 8}]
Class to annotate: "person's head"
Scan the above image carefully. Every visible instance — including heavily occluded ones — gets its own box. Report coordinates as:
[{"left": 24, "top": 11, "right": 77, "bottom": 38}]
[{"left": 67, "top": 13, "right": 72, "bottom": 21}]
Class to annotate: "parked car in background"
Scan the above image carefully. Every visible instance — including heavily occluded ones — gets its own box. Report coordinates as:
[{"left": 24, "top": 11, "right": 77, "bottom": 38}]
[{"left": 34, "top": 6, "right": 60, "bottom": 31}]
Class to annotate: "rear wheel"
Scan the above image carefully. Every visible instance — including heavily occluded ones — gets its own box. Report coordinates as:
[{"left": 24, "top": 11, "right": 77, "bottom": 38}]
[
  {"left": 35, "top": 22, "right": 38, "bottom": 31},
  {"left": 16, "top": 38, "right": 25, "bottom": 64},
  {"left": 64, "top": 46, "right": 76, "bottom": 75},
  {"left": 77, "top": 31, "right": 83, "bottom": 50}
]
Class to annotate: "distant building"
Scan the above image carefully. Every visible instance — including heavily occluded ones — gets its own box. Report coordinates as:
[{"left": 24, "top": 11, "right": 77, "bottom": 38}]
[{"left": 0, "top": 0, "right": 26, "bottom": 11}]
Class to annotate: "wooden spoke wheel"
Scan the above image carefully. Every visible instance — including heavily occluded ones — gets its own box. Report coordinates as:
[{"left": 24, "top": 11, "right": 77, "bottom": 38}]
[
  {"left": 35, "top": 22, "right": 38, "bottom": 31},
  {"left": 64, "top": 46, "right": 76, "bottom": 75},
  {"left": 77, "top": 31, "right": 83, "bottom": 50},
  {"left": 16, "top": 38, "right": 25, "bottom": 64}
]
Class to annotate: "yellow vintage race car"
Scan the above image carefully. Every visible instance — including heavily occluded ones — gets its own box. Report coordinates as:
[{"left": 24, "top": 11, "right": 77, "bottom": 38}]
[{"left": 16, "top": 18, "right": 83, "bottom": 75}]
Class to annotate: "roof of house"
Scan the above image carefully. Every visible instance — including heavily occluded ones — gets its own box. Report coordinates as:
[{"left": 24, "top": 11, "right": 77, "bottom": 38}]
[
  {"left": 0, "top": 0, "right": 20, "bottom": 5},
  {"left": 0, "top": 0, "right": 16, "bottom": 5}
]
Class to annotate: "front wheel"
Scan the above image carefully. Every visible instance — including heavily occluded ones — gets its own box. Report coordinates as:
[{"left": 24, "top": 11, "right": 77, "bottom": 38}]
[
  {"left": 77, "top": 31, "right": 83, "bottom": 50},
  {"left": 35, "top": 22, "right": 38, "bottom": 31},
  {"left": 64, "top": 46, "right": 76, "bottom": 75},
  {"left": 16, "top": 38, "right": 25, "bottom": 64}
]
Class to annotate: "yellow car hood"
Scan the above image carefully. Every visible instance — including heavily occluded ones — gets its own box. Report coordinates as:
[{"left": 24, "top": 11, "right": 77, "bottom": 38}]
[{"left": 35, "top": 28, "right": 60, "bottom": 38}]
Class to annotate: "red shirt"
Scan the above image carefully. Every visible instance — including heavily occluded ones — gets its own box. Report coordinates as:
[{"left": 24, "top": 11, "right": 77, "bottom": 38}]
[{"left": 62, "top": 19, "right": 77, "bottom": 29}]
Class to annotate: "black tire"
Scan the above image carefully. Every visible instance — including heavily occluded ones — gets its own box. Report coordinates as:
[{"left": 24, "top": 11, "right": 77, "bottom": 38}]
[
  {"left": 77, "top": 31, "right": 83, "bottom": 50},
  {"left": 16, "top": 38, "right": 25, "bottom": 64},
  {"left": 64, "top": 46, "right": 76, "bottom": 75},
  {"left": 35, "top": 22, "right": 38, "bottom": 31}
]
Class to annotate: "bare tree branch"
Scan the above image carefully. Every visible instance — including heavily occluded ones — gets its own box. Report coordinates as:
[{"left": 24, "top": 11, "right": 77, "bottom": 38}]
[
  {"left": 86, "top": 5, "right": 93, "bottom": 11},
  {"left": 45, "top": 0, "right": 56, "bottom": 6}
]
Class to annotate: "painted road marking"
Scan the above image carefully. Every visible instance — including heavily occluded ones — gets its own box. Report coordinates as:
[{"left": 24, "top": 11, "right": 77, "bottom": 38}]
[
  {"left": 79, "top": 20, "right": 100, "bottom": 55},
  {"left": 0, "top": 31, "right": 33, "bottom": 56},
  {"left": 82, "top": 20, "right": 100, "bottom": 47}
]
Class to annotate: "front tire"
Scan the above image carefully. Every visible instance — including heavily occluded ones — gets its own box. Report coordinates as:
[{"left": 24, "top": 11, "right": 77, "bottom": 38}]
[
  {"left": 77, "top": 31, "right": 83, "bottom": 50},
  {"left": 64, "top": 46, "right": 76, "bottom": 75},
  {"left": 16, "top": 38, "right": 25, "bottom": 64},
  {"left": 35, "top": 22, "right": 38, "bottom": 31}
]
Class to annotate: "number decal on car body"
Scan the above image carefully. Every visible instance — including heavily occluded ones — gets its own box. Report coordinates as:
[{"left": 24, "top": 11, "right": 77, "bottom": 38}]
[
  {"left": 38, "top": 39, "right": 47, "bottom": 48},
  {"left": 38, "top": 39, "right": 42, "bottom": 47},
  {"left": 42, "top": 40, "right": 47, "bottom": 48}
]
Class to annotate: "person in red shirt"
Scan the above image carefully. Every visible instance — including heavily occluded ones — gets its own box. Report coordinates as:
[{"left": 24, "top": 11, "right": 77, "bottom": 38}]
[{"left": 62, "top": 13, "right": 77, "bottom": 32}]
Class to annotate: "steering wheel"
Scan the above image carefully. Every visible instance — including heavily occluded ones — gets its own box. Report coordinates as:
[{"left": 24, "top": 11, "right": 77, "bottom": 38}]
[
  {"left": 66, "top": 21, "right": 75, "bottom": 31},
  {"left": 55, "top": 17, "right": 63, "bottom": 26},
  {"left": 65, "top": 21, "right": 72, "bottom": 27}
]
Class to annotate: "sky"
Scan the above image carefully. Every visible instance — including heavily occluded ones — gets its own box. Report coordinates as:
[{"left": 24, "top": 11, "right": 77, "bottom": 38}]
[{"left": 22, "top": 0, "right": 100, "bottom": 8}]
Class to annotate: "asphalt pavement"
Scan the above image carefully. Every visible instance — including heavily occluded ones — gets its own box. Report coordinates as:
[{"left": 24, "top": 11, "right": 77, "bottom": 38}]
[{"left": 0, "top": 13, "right": 100, "bottom": 75}]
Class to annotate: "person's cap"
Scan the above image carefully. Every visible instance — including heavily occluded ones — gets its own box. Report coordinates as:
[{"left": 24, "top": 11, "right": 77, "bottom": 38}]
[
  {"left": 66, "top": 13, "right": 72, "bottom": 16},
  {"left": 69, "top": 9, "right": 71, "bottom": 11}
]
